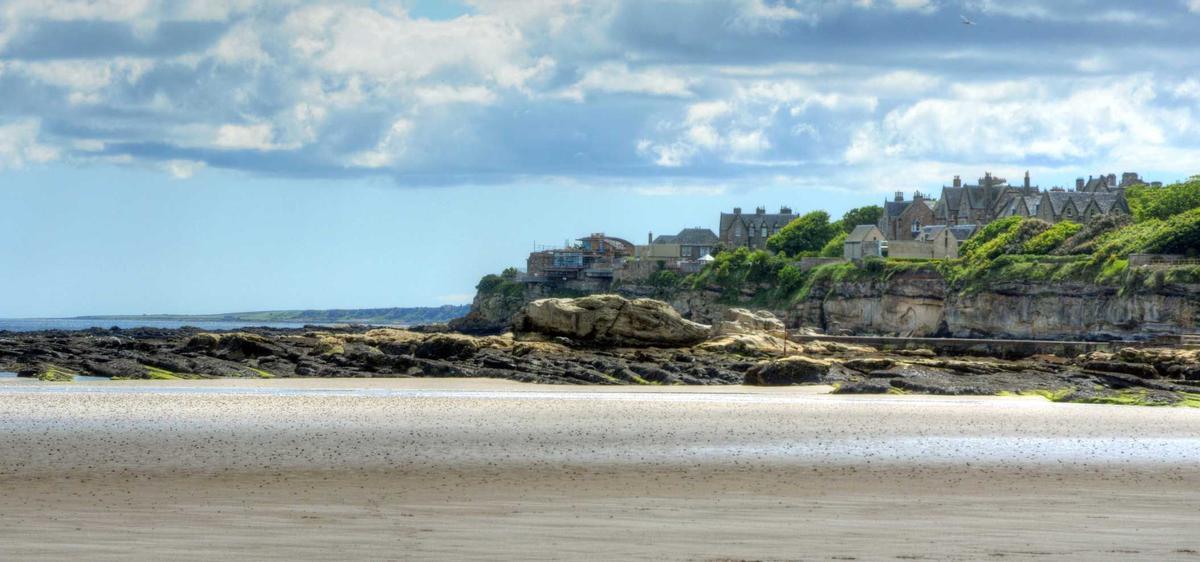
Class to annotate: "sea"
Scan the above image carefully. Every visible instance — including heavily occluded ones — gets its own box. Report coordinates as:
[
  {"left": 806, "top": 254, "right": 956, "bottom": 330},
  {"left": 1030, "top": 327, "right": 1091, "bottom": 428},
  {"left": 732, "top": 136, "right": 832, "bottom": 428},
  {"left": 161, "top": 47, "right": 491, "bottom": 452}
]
[{"left": 0, "top": 318, "right": 334, "bottom": 333}]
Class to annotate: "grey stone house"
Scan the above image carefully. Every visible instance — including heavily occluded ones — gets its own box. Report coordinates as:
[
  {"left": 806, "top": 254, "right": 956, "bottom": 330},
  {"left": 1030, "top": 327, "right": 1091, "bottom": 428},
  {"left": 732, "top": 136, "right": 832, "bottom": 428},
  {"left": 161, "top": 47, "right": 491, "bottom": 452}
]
[{"left": 718, "top": 206, "right": 796, "bottom": 250}]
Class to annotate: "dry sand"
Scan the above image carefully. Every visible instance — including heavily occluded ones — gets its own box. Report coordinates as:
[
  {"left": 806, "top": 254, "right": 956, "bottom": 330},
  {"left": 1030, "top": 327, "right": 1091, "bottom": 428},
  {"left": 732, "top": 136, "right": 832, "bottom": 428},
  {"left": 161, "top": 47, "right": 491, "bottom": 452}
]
[{"left": 1, "top": 377, "right": 1199, "bottom": 561}]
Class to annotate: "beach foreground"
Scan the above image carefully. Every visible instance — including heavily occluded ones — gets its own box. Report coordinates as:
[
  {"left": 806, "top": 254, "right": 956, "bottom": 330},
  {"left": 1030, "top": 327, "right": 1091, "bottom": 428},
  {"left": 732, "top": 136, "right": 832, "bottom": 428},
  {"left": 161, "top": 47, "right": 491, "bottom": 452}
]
[{"left": 2, "top": 378, "right": 1199, "bottom": 561}]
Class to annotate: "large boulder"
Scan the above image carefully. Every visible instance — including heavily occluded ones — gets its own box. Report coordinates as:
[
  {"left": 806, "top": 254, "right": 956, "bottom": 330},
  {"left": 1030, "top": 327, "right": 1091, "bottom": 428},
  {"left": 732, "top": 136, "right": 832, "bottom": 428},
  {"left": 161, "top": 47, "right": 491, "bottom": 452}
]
[
  {"left": 512, "top": 295, "right": 711, "bottom": 347},
  {"left": 711, "top": 308, "right": 786, "bottom": 337},
  {"left": 744, "top": 355, "right": 834, "bottom": 386}
]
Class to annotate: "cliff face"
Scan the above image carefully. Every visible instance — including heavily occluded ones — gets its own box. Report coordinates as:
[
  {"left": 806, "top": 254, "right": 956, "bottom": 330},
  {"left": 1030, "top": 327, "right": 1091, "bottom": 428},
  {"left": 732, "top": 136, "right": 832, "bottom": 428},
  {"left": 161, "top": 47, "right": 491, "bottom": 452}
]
[
  {"left": 456, "top": 271, "right": 1200, "bottom": 340},
  {"left": 943, "top": 282, "right": 1198, "bottom": 340}
]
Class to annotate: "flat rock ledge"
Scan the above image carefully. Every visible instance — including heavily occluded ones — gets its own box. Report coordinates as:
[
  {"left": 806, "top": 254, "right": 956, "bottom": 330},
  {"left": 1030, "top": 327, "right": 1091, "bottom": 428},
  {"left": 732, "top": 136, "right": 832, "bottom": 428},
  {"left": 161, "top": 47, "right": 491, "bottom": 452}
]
[{"left": 2, "top": 297, "right": 1199, "bottom": 406}]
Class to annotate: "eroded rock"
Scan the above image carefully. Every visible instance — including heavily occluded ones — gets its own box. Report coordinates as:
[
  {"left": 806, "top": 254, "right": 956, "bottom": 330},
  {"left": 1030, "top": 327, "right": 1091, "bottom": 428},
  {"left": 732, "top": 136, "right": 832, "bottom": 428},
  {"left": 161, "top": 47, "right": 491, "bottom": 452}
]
[{"left": 512, "top": 295, "right": 710, "bottom": 347}]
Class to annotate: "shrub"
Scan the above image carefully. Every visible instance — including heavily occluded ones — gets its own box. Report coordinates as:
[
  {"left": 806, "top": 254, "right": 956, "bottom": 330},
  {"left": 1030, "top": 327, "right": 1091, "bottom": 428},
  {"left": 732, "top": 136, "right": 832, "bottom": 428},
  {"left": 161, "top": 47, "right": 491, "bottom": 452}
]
[
  {"left": 1022, "top": 221, "right": 1081, "bottom": 255},
  {"left": 1127, "top": 177, "right": 1200, "bottom": 222},
  {"left": 766, "top": 211, "right": 840, "bottom": 257},
  {"left": 840, "top": 206, "right": 884, "bottom": 233},
  {"left": 820, "top": 232, "right": 847, "bottom": 257}
]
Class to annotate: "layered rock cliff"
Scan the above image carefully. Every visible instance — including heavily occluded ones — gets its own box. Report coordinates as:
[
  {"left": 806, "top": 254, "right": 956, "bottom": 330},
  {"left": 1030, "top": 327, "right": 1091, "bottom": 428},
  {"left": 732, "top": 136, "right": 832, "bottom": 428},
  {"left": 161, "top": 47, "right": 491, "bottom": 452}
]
[{"left": 455, "top": 270, "right": 1200, "bottom": 341}]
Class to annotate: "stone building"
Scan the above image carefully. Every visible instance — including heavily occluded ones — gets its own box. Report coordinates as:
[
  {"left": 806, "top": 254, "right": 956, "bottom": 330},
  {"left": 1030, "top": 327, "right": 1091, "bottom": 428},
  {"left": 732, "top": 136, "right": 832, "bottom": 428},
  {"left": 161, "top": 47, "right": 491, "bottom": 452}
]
[
  {"left": 650, "top": 228, "right": 719, "bottom": 259},
  {"left": 934, "top": 171, "right": 1134, "bottom": 227},
  {"left": 878, "top": 191, "right": 936, "bottom": 241},
  {"left": 931, "top": 172, "right": 1039, "bottom": 227},
  {"left": 718, "top": 206, "right": 796, "bottom": 250},
  {"left": 843, "top": 225, "right": 885, "bottom": 260}
]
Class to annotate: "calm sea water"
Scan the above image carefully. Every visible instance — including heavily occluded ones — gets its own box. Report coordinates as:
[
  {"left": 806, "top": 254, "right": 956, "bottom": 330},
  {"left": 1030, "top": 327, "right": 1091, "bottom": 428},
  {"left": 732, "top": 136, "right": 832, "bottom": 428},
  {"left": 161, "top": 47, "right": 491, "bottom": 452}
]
[{"left": 0, "top": 318, "right": 329, "bottom": 332}]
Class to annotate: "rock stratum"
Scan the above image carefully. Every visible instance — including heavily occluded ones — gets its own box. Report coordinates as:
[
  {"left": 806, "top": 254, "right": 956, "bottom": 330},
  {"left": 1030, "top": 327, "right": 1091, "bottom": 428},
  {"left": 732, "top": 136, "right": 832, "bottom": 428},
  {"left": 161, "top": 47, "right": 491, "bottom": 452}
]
[
  {"left": 457, "top": 270, "right": 1200, "bottom": 341},
  {"left": 3, "top": 296, "right": 1199, "bottom": 406}
]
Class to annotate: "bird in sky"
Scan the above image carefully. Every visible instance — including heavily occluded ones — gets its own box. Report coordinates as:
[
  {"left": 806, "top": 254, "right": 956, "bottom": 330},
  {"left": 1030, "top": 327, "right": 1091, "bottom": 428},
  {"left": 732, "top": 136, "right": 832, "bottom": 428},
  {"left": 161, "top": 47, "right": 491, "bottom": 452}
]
[{"left": 961, "top": 14, "right": 976, "bottom": 25}]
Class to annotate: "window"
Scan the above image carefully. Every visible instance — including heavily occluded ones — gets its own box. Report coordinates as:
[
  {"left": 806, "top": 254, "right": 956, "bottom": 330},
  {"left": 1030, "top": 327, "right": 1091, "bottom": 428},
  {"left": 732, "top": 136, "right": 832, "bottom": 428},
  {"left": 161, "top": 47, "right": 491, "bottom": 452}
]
[
  {"left": 761, "top": 226, "right": 768, "bottom": 238},
  {"left": 734, "top": 224, "right": 742, "bottom": 237}
]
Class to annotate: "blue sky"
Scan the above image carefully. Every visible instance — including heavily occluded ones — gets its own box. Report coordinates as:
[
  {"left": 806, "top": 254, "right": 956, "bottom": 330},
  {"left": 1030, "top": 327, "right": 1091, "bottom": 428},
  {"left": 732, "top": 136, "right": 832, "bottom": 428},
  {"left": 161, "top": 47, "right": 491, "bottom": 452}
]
[{"left": 2, "top": 0, "right": 1200, "bottom": 316}]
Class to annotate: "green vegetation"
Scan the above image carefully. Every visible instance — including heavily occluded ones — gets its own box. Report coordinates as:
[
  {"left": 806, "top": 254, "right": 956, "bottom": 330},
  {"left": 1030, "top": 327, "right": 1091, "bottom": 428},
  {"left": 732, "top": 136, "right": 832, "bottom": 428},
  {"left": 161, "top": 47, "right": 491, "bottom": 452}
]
[
  {"left": 476, "top": 267, "right": 525, "bottom": 299},
  {"left": 820, "top": 232, "right": 847, "bottom": 257},
  {"left": 247, "top": 367, "right": 275, "bottom": 379},
  {"left": 1021, "top": 221, "right": 1081, "bottom": 255},
  {"left": 645, "top": 269, "right": 683, "bottom": 297},
  {"left": 1127, "top": 175, "right": 1200, "bottom": 222},
  {"left": 37, "top": 365, "right": 76, "bottom": 382},
  {"left": 766, "top": 211, "right": 840, "bottom": 257},
  {"left": 839, "top": 205, "right": 884, "bottom": 233},
  {"left": 144, "top": 366, "right": 181, "bottom": 380}
]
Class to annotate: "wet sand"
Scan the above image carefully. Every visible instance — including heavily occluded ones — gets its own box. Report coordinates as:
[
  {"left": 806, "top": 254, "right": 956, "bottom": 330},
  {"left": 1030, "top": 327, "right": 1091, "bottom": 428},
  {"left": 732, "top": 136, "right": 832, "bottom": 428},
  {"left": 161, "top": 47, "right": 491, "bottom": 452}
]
[{"left": 2, "top": 378, "right": 1199, "bottom": 561}]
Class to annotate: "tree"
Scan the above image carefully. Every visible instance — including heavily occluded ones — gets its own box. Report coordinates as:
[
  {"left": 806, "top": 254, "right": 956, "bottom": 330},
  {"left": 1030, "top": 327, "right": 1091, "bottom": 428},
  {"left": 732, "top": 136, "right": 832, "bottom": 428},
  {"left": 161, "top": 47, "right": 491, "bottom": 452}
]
[
  {"left": 820, "top": 231, "right": 847, "bottom": 257},
  {"left": 840, "top": 205, "right": 884, "bottom": 233},
  {"left": 1127, "top": 177, "right": 1200, "bottom": 222},
  {"left": 766, "top": 211, "right": 840, "bottom": 257}
]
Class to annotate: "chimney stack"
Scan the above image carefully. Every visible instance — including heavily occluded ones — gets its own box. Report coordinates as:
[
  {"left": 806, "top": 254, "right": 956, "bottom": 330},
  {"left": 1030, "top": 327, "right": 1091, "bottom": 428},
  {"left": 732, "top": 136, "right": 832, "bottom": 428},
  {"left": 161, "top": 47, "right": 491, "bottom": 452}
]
[
  {"left": 648, "top": 232, "right": 653, "bottom": 245},
  {"left": 894, "top": 191, "right": 904, "bottom": 202},
  {"left": 1024, "top": 171, "right": 1031, "bottom": 189},
  {"left": 953, "top": 175, "right": 962, "bottom": 188},
  {"left": 780, "top": 206, "right": 792, "bottom": 215},
  {"left": 1076, "top": 178, "right": 1085, "bottom": 191},
  {"left": 733, "top": 207, "right": 741, "bottom": 215},
  {"left": 756, "top": 206, "right": 766, "bottom": 215}
]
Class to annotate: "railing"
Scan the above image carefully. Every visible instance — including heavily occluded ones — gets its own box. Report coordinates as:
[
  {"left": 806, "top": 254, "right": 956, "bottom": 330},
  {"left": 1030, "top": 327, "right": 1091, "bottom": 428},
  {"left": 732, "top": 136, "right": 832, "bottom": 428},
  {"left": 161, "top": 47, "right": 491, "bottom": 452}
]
[{"left": 1129, "top": 254, "right": 1200, "bottom": 267}]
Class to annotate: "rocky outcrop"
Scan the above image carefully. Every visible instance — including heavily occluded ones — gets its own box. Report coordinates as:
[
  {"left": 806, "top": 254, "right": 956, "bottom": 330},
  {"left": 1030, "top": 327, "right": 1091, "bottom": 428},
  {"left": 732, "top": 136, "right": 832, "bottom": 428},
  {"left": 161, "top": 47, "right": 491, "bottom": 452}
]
[
  {"left": 711, "top": 308, "right": 785, "bottom": 337},
  {"left": 744, "top": 356, "right": 835, "bottom": 385},
  {"left": 4, "top": 314, "right": 1200, "bottom": 404},
  {"left": 512, "top": 295, "right": 711, "bottom": 347}
]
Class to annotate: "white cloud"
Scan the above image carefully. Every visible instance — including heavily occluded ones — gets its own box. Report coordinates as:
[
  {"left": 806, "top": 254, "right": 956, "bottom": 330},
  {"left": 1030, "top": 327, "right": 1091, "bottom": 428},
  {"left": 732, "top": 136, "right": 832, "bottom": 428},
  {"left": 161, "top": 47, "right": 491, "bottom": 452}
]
[
  {"left": 1189, "top": 0, "right": 1200, "bottom": 13},
  {"left": 213, "top": 123, "right": 279, "bottom": 151},
  {"left": 0, "top": 119, "right": 59, "bottom": 168},
  {"left": 559, "top": 63, "right": 694, "bottom": 101},
  {"left": 163, "top": 159, "right": 206, "bottom": 179},
  {"left": 844, "top": 80, "right": 1186, "bottom": 165}
]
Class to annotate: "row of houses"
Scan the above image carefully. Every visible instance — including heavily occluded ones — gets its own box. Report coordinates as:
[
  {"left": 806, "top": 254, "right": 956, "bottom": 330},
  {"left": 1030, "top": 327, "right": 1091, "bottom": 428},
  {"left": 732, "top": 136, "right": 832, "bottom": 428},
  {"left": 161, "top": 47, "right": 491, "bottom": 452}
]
[
  {"left": 524, "top": 228, "right": 721, "bottom": 283},
  {"left": 522, "top": 170, "right": 1156, "bottom": 283}
]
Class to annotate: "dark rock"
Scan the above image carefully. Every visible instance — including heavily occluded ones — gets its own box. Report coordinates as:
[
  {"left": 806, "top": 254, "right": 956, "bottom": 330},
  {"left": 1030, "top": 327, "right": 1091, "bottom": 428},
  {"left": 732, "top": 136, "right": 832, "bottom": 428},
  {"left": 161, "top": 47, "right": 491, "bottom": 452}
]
[
  {"left": 843, "top": 357, "right": 895, "bottom": 373},
  {"left": 745, "top": 356, "right": 831, "bottom": 386},
  {"left": 1083, "top": 360, "right": 1160, "bottom": 379},
  {"left": 414, "top": 334, "right": 482, "bottom": 360}
]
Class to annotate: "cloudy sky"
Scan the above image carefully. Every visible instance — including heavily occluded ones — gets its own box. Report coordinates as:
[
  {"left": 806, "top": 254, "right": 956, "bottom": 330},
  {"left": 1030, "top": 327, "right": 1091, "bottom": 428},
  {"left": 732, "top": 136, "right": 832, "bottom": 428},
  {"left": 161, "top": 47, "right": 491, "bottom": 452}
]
[{"left": 2, "top": 0, "right": 1200, "bottom": 316}]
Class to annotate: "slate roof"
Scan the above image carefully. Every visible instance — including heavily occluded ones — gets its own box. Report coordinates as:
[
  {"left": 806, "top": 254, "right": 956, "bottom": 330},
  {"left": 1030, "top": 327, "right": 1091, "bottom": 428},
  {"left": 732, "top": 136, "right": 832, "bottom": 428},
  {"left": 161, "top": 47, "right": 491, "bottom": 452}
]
[
  {"left": 998, "top": 195, "right": 1042, "bottom": 217},
  {"left": 883, "top": 199, "right": 910, "bottom": 219},
  {"left": 652, "top": 235, "right": 678, "bottom": 244},
  {"left": 846, "top": 225, "right": 883, "bottom": 243},
  {"left": 947, "top": 225, "right": 978, "bottom": 240},
  {"left": 673, "top": 228, "right": 719, "bottom": 245},
  {"left": 719, "top": 212, "right": 796, "bottom": 234}
]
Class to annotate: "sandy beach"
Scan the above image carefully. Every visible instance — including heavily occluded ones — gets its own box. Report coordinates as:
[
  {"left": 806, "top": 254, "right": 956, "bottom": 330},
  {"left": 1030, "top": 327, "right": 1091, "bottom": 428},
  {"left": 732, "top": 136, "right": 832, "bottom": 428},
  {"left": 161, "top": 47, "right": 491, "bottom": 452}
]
[{"left": 2, "top": 378, "right": 1199, "bottom": 561}]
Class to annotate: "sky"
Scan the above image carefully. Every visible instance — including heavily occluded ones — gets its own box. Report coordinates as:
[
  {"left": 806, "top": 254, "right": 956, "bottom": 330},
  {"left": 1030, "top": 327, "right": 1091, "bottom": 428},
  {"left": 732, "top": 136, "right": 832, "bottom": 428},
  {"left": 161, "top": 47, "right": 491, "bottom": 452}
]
[{"left": 2, "top": 0, "right": 1200, "bottom": 317}]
